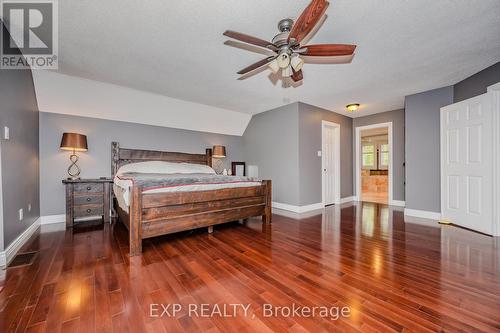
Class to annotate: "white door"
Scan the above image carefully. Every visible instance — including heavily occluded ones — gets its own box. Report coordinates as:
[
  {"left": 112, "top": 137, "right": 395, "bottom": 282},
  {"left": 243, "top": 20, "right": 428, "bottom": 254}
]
[
  {"left": 441, "top": 93, "right": 493, "bottom": 234},
  {"left": 322, "top": 122, "right": 340, "bottom": 206}
]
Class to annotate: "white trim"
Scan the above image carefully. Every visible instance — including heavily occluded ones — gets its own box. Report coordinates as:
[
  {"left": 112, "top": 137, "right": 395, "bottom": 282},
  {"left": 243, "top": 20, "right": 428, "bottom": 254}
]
[
  {"left": 321, "top": 121, "right": 341, "bottom": 206},
  {"left": 0, "top": 140, "right": 3, "bottom": 251},
  {"left": 272, "top": 202, "right": 324, "bottom": 214},
  {"left": 40, "top": 214, "right": 66, "bottom": 225},
  {"left": 340, "top": 196, "right": 356, "bottom": 204},
  {"left": 0, "top": 218, "right": 41, "bottom": 267},
  {"left": 41, "top": 214, "right": 99, "bottom": 226},
  {"left": 404, "top": 208, "right": 441, "bottom": 220},
  {"left": 404, "top": 215, "right": 441, "bottom": 227},
  {"left": 355, "top": 122, "right": 393, "bottom": 203},
  {"left": 489, "top": 82, "right": 500, "bottom": 236},
  {"left": 390, "top": 200, "right": 406, "bottom": 207},
  {"left": 272, "top": 208, "right": 323, "bottom": 219}
]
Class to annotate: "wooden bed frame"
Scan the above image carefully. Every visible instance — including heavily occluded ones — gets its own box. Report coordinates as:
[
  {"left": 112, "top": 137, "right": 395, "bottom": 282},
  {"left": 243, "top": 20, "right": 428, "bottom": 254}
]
[{"left": 111, "top": 142, "right": 272, "bottom": 256}]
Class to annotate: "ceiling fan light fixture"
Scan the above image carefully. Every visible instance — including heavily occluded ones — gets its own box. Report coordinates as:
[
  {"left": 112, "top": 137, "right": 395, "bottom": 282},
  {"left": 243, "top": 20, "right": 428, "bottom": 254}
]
[
  {"left": 268, "top": 59, "right": 280, "bottom": 74},
  {"left": 224, "top": 0, "right": 357, "bottom": 83},
  {"left": 346, "top": 103, "right": 360, "bottom": 112},
  {"left": 290, "top": 54, "right": 304, "bottom": 71},
  {"left": 277, "top": 52, "right": 291, "bottom": 69},
  {"left": 282, "top": 65, "right": 293, "bottom": 77}
]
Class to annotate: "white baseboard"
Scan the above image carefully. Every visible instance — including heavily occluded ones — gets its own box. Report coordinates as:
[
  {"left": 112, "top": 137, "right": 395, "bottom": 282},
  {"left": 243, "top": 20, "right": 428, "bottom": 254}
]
[
  {"left": 340, "top": 196, "right": 356, "bottom": 204},
  {"left": 390, "top": 200, "right": 406, "bottom": 207},
  {"left": 0, "top": 217, "right": 41, "bottom": 267},
  {"left": 40, "top": 214, "right": 65, "bottom": 225},
  {"left": 404, "top": 208, "right": 441, "bottom": 220},
  {"left": 272, "top": 202, "right": 324, "bottom": 214}
]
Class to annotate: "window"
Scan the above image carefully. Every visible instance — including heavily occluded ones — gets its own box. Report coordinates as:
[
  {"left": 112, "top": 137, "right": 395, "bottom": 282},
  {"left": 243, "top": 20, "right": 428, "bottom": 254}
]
[
  {"left": 362, "top": 144, "right": 375, "bottom": 168},
  {"left": 380, "top": 144, "right": 389, "bottom": 168}
]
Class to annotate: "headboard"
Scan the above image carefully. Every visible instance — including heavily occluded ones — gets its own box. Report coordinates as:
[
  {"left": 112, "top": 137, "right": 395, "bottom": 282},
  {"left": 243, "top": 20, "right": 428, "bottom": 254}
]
[{"left": 111, "top": 142, "right": 213, "bottom": 177}]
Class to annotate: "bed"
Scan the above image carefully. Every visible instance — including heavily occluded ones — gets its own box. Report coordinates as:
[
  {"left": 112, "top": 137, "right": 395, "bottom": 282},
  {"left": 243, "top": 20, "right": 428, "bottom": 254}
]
[{"left": 111, "top": 142, "right": 272, "bottom": 256}]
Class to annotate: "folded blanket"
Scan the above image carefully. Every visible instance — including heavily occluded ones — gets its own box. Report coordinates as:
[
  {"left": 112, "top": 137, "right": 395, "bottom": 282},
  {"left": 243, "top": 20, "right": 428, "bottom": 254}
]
[{"left": 116, "top": 173, "right": 260, "bottom": 191}]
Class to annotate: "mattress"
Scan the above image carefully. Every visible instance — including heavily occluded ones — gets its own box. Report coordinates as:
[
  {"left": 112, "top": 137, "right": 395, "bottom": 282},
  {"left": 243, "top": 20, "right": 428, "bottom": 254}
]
[{"left": 113, "top": 173, "right": 262, "bottom": 212}]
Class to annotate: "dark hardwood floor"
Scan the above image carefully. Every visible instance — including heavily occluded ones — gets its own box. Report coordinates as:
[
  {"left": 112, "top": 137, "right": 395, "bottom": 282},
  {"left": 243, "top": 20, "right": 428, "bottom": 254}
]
[{"left": 1, "top": 202, "right": 499, "bottom": 332}]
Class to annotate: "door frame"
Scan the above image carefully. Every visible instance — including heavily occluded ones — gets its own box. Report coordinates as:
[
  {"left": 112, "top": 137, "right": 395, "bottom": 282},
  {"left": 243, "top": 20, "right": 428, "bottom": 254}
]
[
  {"left": 321, "top": 120, "right": 341, "bottom": 206},
  {"left": 0, "top": 140, "right": 3, "bottom": 252},
  {"left": 355, "top": 122, "right": 393, "bottom": 204},
  {"left": 490, "top": 83, "right": 500, "bottom": 236}
]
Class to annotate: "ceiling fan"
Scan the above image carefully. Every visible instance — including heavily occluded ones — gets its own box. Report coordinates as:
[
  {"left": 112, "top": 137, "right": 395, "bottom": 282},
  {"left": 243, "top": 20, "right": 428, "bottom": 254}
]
[{"left": 223, "top": 0, "right": 356, "bottom": 82}]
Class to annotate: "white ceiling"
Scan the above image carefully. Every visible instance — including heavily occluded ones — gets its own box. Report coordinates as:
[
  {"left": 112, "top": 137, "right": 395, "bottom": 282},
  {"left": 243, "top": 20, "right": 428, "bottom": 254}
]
[{"left": 55, "top": 0, "right": 500, "bottom": 118}]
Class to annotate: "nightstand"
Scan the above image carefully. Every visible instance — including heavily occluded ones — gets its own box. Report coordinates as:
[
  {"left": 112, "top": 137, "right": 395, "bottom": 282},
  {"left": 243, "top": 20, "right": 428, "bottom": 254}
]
[{"left": 62, "top": 178, "right": 113, "bottom": 227}]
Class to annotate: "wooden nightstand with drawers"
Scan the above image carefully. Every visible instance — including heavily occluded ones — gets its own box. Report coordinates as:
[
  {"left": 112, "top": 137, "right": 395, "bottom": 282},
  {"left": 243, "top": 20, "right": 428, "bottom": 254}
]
[{"left": 62, "top": 178, "right": 113, "bottom": 227}]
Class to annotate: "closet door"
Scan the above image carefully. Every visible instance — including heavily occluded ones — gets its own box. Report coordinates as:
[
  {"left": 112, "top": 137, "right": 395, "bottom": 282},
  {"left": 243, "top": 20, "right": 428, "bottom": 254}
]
[{"left": 440, "top": 93, "right": 493, "bottom": 234}]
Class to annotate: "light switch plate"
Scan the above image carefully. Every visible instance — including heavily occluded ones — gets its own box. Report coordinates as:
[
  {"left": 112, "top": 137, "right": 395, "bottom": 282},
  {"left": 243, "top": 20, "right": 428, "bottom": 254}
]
[
  {"left": 3, "top": 126, "right": 9, "bottom": 140},
  {"left": 18, "top": 208, "right": 23, "bottom": 221},
  {"left": 317, "top": 151, "right": 322, "bottom": 157}
]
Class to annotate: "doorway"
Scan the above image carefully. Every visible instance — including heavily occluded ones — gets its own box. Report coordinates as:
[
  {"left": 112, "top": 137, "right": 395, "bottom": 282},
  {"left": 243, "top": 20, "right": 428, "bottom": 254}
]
[
  {"left": 322, "top": 121, "right": 341, "bottom": 206},
  {"left": 355, "top": 123, "right": 393, "bottom": 205}
]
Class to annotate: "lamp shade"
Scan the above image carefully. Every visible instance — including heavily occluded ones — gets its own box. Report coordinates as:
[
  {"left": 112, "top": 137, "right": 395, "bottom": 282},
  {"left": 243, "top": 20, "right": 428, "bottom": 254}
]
[
  {"left": 212, "top": 145, "right": 226, "bottom": 158},
  {"left": 60, "top": 133, "right": 88, "bottom": 152}
]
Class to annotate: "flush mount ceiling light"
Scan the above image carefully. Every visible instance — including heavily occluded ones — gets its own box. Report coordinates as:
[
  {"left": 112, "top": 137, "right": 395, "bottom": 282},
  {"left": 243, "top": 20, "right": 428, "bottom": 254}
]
[
  {"left": 346, "top": 103, "right": 360, "bottom": 112},
  {"left": 223, "top": 0, "right": 357, "bottom": 83}
]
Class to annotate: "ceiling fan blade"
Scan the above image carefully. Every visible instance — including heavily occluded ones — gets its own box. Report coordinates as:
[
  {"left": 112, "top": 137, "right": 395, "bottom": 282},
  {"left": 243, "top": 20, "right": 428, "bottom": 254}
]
[
  {"left": 237, "top": 56, "right": 276, "bottom": 75},
  {"left": 223, "top": 30, "right": 277, "bottom": 51},
  {"left": 302, "top": 44, "right": 356, "bottom": 56},
  {"left": 291, "top": 69, "right": 303, "bottom": 82},
  {"left": 288, "top": 0, "right": 329, "bottom": 44}
]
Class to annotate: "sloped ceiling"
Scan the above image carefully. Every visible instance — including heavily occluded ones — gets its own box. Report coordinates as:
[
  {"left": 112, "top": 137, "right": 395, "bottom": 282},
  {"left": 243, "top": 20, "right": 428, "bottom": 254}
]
[
  {"left": 33, "top": 71, "right": 251, "bottom": 136},
  {"left": 30, "top": 0, "right": 500, "bottom": 134}
]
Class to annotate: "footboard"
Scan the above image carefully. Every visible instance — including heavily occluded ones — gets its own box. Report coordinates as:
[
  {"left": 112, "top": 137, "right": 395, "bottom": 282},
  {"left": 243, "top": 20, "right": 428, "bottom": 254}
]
[{"left": 128, "top": 180, "right": 272, "bottom": 256}]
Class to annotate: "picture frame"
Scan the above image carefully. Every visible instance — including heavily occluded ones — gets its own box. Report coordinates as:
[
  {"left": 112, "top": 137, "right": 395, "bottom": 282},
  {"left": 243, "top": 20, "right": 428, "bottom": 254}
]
[{"left": 231, "top": 162, "right": 246, "bottom": 176}]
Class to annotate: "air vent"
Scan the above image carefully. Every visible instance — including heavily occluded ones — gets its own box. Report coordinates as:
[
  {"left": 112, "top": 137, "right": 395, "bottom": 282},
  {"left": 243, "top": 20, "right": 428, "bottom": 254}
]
[{"left": 8, "top": 251, "right": 37, "bottom": 268}]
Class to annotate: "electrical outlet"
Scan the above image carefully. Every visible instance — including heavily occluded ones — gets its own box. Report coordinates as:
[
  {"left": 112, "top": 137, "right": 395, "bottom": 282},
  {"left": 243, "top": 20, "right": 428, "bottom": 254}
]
[
  {"left": 18, "top": 208, "right": 23, "bottom": 221},
  {"left": 317, "top": 151, "right": 322, "bottom": 157},
  {"left": 28, "top": 204, "right": 32, "bottom": 212},
  {"left": 3, "top": 126, "right": 9, "bottom": 140}
]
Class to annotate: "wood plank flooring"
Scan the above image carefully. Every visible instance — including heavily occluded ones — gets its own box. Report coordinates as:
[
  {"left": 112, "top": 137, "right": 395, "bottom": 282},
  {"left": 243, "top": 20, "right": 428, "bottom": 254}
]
[
  {"left": 1, "top": 202, "right": 499, "bottom": 332},
  {"left": 361, "top": 191, "right": 388, "bottom": 205}
]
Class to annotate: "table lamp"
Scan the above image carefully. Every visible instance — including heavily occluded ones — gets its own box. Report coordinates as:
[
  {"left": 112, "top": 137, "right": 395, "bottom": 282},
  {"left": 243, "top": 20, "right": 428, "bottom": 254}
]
[
  {"left": 60, "top": 132, "right": 88, "bottom": 179},
  {"left": 212, "top": 145, "right": 226, "bottom": 174}
]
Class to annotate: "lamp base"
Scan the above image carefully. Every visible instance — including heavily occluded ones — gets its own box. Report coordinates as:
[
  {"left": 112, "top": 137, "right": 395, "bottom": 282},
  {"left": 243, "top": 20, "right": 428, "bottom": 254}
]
[{"left": 68, "top": 153, "right": 82, "bottom": 179}]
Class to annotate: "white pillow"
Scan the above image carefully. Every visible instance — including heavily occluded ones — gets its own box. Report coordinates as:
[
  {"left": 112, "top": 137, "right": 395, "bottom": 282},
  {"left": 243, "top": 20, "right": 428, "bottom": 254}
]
[{"left": 116, "top": 161, "right": 216, "bottom": 176}]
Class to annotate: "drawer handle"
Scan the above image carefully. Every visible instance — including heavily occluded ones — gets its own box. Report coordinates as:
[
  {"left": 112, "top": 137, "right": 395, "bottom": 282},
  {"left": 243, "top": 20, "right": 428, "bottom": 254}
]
[
  {"left": 86, "top": 209, "right": 92, "bottom": 213},
  {"left": 86, "top": 198, "right": 91, "bottom": 202},
  {"left": 86, "top": 186, "right": 92, "bottom": 191}
]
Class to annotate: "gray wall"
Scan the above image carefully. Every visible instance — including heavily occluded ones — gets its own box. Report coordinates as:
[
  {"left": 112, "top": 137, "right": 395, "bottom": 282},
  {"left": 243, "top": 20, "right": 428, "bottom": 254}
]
[
  {"left": 0, "top": 35, "right": 40, "bottom": 248},
  {"left": 352, "top": 109, "right": 405, "bottom": 202},
  {"left": 454, "top": 62, "right": 500, "bottom": 103},
  {"left": 39, "top": 112, "right": 244, "bottom": 216},
  {"left": 242, "top": 104, "right": 300, "bottom": 205},
  {"left": 298, "top": 102, "right": 353, "bottom": 205},
  {"left": 404, "top": 86, "right": 453, "bottom": 212}
]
